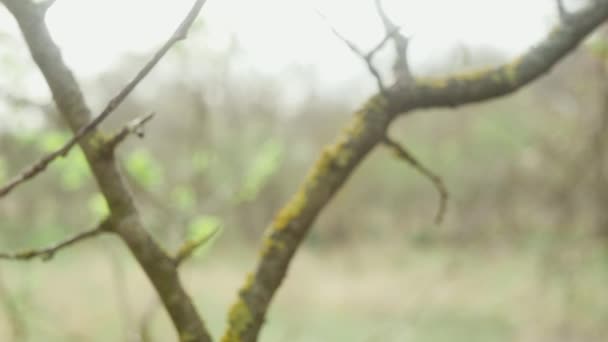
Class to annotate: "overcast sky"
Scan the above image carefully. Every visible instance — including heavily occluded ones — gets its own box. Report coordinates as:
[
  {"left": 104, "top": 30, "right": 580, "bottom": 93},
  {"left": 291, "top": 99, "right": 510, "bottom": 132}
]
[{"left": 1, "top": 0, "right": 563, "bottom": 79}]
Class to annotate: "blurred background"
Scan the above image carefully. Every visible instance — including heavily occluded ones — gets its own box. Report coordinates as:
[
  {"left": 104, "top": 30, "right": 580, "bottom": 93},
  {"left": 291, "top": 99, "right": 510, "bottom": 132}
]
[{"left": 1, "top": 0, "right": 608, "bottom": 341}]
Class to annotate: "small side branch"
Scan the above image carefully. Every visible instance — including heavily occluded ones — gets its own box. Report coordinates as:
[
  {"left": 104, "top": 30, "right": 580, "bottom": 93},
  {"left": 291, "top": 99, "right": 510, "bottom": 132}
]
[
  {"left": 316, "top": 10, "right": 390, "bottom": 94},
  {"left": 103, "top": 112, "right": 156, "bottom": 152},
  {"left": 0, "top": 219, "right": 110, "bottom": 261},
  {"left": 556, "top": 0, "right": 569, "bottom": 21},
  {"left": 173, "top": 226, "right": 221, "bottom": 266},
  {"left": 382, "top": 136, "right": 448, "bottom": 224},
  {"left": 374, "top": 0, "right": 412, "bottom": 82},
  {"left": 0, "top": 0, "right": 206, "bottom": 199},
  {"left": 38, "top": 0, "right": 57, "bottom": 15}
]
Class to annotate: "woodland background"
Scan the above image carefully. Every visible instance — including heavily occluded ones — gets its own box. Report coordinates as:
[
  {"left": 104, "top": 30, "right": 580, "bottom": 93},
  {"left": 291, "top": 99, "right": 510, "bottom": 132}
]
[{"left": 1, "top": 2, "right": 608, "bottom": 341}]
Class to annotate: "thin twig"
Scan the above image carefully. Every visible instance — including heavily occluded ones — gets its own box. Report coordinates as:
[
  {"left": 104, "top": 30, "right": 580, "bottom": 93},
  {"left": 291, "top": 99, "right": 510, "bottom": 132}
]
[
  {"left": 557, "top": 0, "right": 569, "bottom": 21},
  {"left": 374, "top": 0, "right": 412, "bottom": 81},
  {"left": 0, "top": 0, "right": 207, "bottom": 199},
  {"left": 315, "top": 9, "right": 388, "bottom": 94},
  {"left": 382, "top": 136, "right": 448, "bottom": 224},
  {"left": 103, "top": 112, "right": 156, "bottom": 152},
  {"left": 38, "top": 0, "right": 57, "bottom": 15},
  {"left": 0, "top": 219, "right": 110, "bottom": 261},
  {"left": 174, "top": 226, "right": 221, "bottom": 266}
]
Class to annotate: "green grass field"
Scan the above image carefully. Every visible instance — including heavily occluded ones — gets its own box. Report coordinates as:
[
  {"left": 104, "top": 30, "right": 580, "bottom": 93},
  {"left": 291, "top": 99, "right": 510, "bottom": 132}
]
[{"left": 0, "top": 234, "right": 606, "bottom": 342}]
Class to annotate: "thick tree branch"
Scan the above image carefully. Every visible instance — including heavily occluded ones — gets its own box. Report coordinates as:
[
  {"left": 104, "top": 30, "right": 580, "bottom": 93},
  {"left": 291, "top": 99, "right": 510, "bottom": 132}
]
[
  {"left": 0, "top": 219, "right": 109, "bottom": 261},
  {"left": 0, "top": 0, "right": 204, "bottom": 198},
  {"left": 223, "top": 1, "right": 608, "bottom": 341},
  {"left": 398, "top": 1, "right": 608, "bottom": 111},
  {"left": 1, "top": 1, "right": 212, "bottom": 341},
  {"left": 382, "top": 136, "right": 448, "bottom": 224}
]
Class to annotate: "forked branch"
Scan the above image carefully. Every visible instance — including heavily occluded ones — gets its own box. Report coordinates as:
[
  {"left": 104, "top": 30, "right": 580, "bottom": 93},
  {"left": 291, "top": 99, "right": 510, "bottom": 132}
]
[
  {"left": 0, "top": 0, "right": 205, "bottom": 198},
  {"left": 223, "top": 1, "right": 608, "bottom": 341}
]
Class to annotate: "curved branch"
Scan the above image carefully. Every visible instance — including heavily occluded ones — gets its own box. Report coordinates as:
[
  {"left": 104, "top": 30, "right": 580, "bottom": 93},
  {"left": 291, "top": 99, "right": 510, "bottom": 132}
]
[
  {"left": 382, "top": 136, "right": 448, "bottom": 224},
  {"left": 222, "top": 1, "right": 608, "bottom": 341}
]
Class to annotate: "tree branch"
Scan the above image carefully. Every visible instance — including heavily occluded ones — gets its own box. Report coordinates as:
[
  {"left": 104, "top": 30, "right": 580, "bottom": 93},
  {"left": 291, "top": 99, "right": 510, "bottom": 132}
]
[
  {"left": 399, "top": 0, "right": 608, "bottom": 111},
  {"left": 1, "top": 1, "right": 213, "bottom": 341},
  {"left": 103, "top": 112, "right": 156, "bottom": 152},
  {"left": 0, "top": 0, "right": 204, "bottom": 198},
  {"left": 174, "top": 225, "right": 221, "bottom": 266},
  {"left": 374, "top": 0, "right": 412, "bottom": 82},
  {"left": 223, "top": 1, "right": 608, "bottom": 340},
  {"left": 316, "top": 9, "right": 392, "bottom": 94},
  {"left": 382, "top": 136, "right": 448, "bottom": 224},
  {"left": 0, "top": 219, "right": 110, "bottom": 261}
]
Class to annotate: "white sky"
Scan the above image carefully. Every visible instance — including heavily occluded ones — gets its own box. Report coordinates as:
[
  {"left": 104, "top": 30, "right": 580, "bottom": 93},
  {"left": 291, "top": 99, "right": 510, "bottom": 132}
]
[{"left": 0, "top": 0, "right": 562, "bottom": 80}]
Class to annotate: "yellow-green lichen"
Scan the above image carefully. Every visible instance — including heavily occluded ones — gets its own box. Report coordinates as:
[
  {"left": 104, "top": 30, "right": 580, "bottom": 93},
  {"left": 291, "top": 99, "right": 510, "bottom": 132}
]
[
  {"left": 179, "top": 332, "right": 195, "bottom": 342},
  {"left": 260, "top": 236, "right": 287, "bottom": 257},
  {"left": 503, "top": 56, "right": 522, "bottom": 85},
  {"left": 222, "top": 274, "right": 256, "bottom": 342},
  {"left": 88, "top": 131, "right": 110, "bottom": 150},
  {"left": 417, "top": 77, "right": 449, "bottom": 89},
  {"left": 272, "top": 189, "right": 308, "bottom": 231}
]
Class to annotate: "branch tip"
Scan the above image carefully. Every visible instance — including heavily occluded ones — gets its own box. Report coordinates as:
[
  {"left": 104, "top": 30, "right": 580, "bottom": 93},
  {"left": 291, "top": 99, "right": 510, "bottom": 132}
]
[
  {"left": 382, "top": 136, "right": 448, "bottom": 224},
  {"left": 0, "top": 218, "right": 110, "bottom": 262}
]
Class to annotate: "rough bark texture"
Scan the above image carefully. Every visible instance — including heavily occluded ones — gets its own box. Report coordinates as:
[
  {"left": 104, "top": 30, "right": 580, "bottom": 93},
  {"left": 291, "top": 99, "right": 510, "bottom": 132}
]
[
  {"left": 1, "top": 1, "right": 212, "bottom": 341},
  {"left": 222, "top": 1, "right": 608, "bottom": 341}
]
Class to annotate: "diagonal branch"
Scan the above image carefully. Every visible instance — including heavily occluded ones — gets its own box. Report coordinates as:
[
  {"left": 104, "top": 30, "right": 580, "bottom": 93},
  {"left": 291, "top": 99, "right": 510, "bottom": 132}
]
[
  {"left": 223, "top": 1, "right": 608, "bottom": 341},
  {"left": 0, "top": 0, "right": 204, "bottom": 199},
  {"left": 403, "top": 0, "right": 608, "bottom": 111},
  {"left": 0, "top": 219, "right": 110, "bottom": 261},
  {"left": 382, "top": 136, "right": 448, "bottom": 224},
  {"left": 1, "top": 1, "right": 213, "bottom": 341}
]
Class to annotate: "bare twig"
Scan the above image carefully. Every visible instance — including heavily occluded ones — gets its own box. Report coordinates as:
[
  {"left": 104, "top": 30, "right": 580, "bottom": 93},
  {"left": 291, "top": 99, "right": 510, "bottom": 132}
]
[
  {"left": 174, "top": 226, "right": 221, "bottom": 266},
  {"left": 557, "top": 0, "right": 569, "bottom": 21},
  {"left": 0, "top": 219, "right": 110, "bottom": 261},
  {"left": 103, "top": 112, "right": 156, "bottom": 152},
  {"left": 315, "top": 9, "right": 389, "bottom": 94},
  {"left": 0, "top": 0, "right": 206, "bottom": 198},
  {"left": 382, "top": 136, "right": 448, "bottom": 224},
  {"left": 374, "top": 0, "right": 412, "bottom": 81},
  {"left": 38, "top": 0, "right": 57, "bottom": 15}
]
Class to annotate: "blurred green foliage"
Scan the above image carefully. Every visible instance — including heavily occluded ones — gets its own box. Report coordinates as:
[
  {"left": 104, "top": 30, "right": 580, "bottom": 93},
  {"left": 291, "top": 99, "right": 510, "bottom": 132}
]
[
  {"left": 87, "top": 192, "right": 109, "bottom": 219},
  {"left": 125, "top": 149, "right": 164, "bottom": 189},
  {"left": 237, "top": 138, "right": 284, "bottom": 202},
  {"left": 187, "top": 214, "right": 223, "bottom": 257}
]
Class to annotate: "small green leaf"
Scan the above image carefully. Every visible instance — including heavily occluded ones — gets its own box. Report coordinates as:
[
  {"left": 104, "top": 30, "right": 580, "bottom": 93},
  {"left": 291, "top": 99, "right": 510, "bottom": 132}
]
[
  {"left": 171, "top": 185, "right": 197, "bottom": 212},
  {"left": 126, "top": 149, "right": 164, "bottom": 188},
  {"left": 57, "top": 149, "right": 90, "bottom": 190},
  {"left": 238, "top": 138, "right": 284, "bottom": 201},
  {"left": 191, "top": 151, "right": 211, "bottom": 173},
  {"left": 38, "top": 131, "right": 70, "bottom": 152},
  {"left": 185, "top": 215, "right": 223, "bottom": 257},
  {"left": 88, "top": 193, "right": 109, "bottom": 218}
]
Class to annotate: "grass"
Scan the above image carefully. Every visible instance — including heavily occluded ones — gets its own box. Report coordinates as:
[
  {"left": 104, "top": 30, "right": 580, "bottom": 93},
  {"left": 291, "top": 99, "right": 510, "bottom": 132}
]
[{"left": 0, "top": 234, "right": 606, "bottom": 342}]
